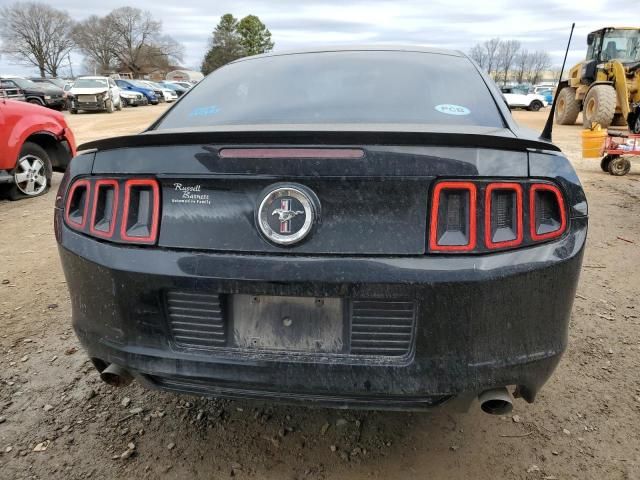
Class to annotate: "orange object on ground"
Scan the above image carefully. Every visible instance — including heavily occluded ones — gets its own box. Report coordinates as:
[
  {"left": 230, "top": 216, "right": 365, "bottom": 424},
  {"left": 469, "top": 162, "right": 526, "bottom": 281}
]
[{"left": 581, "top": 125, "right": 607, "bottom": 158}]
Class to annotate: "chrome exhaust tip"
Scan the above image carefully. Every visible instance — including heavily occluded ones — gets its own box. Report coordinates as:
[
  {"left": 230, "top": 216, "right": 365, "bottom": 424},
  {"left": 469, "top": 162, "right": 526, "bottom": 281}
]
[
  {"left": 478, "top": 387, "right": 513, "bottom": 415},
  {"left": 100, "top": 363, "right": 133, "bottom": 387}
]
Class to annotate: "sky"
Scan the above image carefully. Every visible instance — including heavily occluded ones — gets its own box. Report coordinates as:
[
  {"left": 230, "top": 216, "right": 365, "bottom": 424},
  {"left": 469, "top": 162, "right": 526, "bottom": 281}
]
[{"left": 0, "top": 0, "right": 636, "bottom": 77}]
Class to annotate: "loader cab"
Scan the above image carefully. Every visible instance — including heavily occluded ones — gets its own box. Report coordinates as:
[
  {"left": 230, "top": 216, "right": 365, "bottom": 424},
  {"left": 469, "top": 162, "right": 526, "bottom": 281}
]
[
  {"left": 586, "top": 28, "right": 640, "bottom": 64},
  {"left": 580, "top": 31, "right": 603, "bottom": 84},
  {"left": 585, "top": 31, "right": 602, "bottom": 62}
]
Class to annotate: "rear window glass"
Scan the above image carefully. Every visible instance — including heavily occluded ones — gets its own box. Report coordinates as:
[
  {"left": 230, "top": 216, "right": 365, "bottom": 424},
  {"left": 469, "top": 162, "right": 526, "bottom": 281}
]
[{"left": 156, "top": 50, "right": 505, "bottom": 130}]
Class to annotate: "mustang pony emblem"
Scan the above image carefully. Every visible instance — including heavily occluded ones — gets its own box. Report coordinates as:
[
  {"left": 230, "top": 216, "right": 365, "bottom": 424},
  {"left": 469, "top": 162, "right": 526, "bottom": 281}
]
[
  {"left": 272, "top": 199, "right": 304, "bottom": 233},
  {"left": 272, "top": 208, "right": 304, "bottom": 222},
  {"left": 257, "top": 185, "right": 318, "bottom": 245}
]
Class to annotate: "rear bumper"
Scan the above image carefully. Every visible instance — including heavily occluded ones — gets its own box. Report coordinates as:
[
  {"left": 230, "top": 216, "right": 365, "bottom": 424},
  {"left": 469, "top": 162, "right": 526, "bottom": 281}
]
[{"left": 58, "top": 216, "right": 587, "bottom": 410}]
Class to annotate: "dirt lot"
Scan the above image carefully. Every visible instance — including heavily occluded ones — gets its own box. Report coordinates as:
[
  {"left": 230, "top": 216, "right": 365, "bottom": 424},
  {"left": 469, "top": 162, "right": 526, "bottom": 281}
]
[{"left": 1, "top": 105, "right": 639, "bottom": 480}]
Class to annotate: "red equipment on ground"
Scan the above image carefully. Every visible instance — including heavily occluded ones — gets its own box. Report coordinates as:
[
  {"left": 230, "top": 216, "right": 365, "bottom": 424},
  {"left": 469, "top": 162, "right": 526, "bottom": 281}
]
[{"left": 600, "top": 132, "right": 640, "bottom": 176}]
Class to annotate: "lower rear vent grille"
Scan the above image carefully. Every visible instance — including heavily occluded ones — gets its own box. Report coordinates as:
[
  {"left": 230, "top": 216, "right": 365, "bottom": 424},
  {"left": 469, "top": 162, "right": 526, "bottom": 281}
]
[
  {"left": 166, "top": 291, "right": 226, "bottom": 349},
  {"left": 350, "top": 300, "right": 415, "bottom": 356}
]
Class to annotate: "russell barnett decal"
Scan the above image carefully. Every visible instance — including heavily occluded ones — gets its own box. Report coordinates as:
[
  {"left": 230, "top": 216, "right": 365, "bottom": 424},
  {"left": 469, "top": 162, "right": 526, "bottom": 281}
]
[{"left": 171, "top": 183, "right": 211, "bottom": 205}]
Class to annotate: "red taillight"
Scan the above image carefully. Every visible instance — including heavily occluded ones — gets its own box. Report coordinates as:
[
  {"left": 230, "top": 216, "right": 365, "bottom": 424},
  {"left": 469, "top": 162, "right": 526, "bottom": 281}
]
[
  {"left": 485, "top": 183, "right": 523, "bottom": 249},
  {"left": 64, "top": 179, "right": 90, "bottom": 229},
  {"left": 120, "top": 179, "right": 160, "bottom": 244},
  {"left": 90, "top": 179, "right": 119, "bottom": 238},
  {"left": 530, "top": 183, "right": 567, "bottom": 241},
  {"left": 429, "top": 180, "right": 567, "bottom": 254},
  {"left": 64, "top": 177, "right": 160, "bottom": 245},
  {"left": 429, "top": 181, "right": 477, "bottom": 252}
]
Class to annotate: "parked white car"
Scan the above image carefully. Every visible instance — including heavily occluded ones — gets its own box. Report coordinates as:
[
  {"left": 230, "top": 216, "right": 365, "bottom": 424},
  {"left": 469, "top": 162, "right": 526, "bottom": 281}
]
[
  {"left": 119, "top": 90, "right": 147, "bottom": 107},
  {"left": 169, "top": 81, "right": 192, "bottom": 90},
  {"left": 140, "top": 81, "right": 178, "bottom": 102},
  {"left": 68, "top": 76, "right": 122, "bottom": 114},
  {"left": 501, "top": 87, "right": 548, "bottom": 111},
  {"left": 532, "top": 82, "right": 556, "bottom": 94}
]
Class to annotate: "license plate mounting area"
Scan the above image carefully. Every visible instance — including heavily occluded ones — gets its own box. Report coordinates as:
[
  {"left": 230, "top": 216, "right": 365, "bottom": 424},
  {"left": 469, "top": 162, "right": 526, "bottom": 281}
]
[{"left": 231, "top": 295, "right": 344, "bottom": 353}]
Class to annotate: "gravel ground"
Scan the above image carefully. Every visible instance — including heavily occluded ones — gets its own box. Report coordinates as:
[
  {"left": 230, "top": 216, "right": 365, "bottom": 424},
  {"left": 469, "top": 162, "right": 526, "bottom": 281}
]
[{"left": 0, "top": 105, "right": 639, "bottom": 480}]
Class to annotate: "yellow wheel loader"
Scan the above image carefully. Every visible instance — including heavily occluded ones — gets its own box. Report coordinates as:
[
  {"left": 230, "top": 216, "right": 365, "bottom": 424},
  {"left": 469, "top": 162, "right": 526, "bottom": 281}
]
[{"left": 555, "top": 27, "right": 640, "bottom": 133}]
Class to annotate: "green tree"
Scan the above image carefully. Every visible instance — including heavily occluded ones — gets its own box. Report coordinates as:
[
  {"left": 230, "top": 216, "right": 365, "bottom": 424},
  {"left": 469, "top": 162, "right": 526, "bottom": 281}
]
[
  {"left": 201, "top": 13, "right": 243, "bottom": 75},
  {"left": 237, "top": 15, "right": 274, "bottom": 56}
]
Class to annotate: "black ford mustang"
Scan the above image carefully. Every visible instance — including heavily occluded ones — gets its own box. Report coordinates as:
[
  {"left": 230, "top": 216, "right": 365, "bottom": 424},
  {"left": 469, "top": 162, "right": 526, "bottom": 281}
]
[{"left": 55, "top": 47, "right": 587, "bottom": 414}]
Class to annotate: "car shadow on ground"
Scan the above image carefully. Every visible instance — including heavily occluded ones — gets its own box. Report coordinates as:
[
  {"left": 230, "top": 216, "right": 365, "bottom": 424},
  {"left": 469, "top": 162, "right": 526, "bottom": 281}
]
[{"left": 93, "top": 380, "right": 527, "bottom": 479}]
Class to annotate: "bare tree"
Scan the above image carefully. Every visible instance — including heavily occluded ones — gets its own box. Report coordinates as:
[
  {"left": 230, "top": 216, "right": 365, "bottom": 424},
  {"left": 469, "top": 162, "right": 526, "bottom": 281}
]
[
  {"left": 105, "top": 7, "right": 183, "bottom": 78},
  {"left": 0, "top": 2, "right": 74, "bottom": 77},
  {"left": 154, "top": 34, "right": 184, "bottom": 66},
  {"left": 530, "top": 51, "right": 552, "bottom": 84},
  {"left": 73, "top": 15, "right": 118, "bottom": 74},
  {"left": 469, "top": 44, "right": 487, "bottom": 69},
  {"left": 550, "top": 67, "right": 563, "bottom": 83},
  {"left": 497, "top": 40, "right": 521, "bottom": 85},
  {"left": 482, "top": 38, "right": 501, "bottom": 79},
  {"left": 514, "top": 49, "right": 530, "bottom": 84}
]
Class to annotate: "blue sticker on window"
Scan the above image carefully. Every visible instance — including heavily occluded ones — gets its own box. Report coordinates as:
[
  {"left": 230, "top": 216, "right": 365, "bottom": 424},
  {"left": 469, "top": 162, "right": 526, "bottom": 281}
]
[
  {"left": 189, "top": 105, "right": 220, "bottom": 117},
  {"left": 435, "top": 104, "right": 470, "bottom": 116}
]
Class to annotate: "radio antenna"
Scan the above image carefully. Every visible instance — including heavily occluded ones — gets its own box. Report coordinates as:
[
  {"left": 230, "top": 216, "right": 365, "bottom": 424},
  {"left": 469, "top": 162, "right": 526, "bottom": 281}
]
[{"left": 540, "top": 22, "right": 575, "bottom": 142}]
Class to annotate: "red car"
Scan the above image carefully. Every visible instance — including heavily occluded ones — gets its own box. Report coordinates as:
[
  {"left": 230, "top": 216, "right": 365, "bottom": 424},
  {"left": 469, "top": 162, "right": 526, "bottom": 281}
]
[{"left": 0, "top": 97, "right": 76, "bottom": 200}]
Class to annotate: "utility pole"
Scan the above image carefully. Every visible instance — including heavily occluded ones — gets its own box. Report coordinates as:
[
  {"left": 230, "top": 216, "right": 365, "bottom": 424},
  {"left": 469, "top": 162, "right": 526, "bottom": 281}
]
[{"left": 67, "top": 53, "right": 74, "bottom": 79}]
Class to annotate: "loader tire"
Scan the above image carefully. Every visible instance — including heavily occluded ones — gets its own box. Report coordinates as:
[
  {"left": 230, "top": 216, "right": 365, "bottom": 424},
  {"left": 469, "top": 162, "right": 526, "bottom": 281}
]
[
  {"left": 555, "top": 87, "right": 580, "bottom": 125},
  {"left": 631, "top": 109, "right": 640, "bottom": 134},
  {"left": 582, "top": 85, "right": 617, "bottom": 129}
]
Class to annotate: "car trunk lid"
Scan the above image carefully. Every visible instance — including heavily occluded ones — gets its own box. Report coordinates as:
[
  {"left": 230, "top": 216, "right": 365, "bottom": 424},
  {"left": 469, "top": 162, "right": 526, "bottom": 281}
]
[{"left": 88, "top": 129, "right": 535, "bottom": 255}]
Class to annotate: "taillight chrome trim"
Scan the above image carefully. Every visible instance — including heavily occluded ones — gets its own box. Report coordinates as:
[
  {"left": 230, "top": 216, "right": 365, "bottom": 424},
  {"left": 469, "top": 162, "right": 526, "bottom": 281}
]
[
  {"left": 529, "top": 183, "right": 567, "bottom": 241},
  {"left": 429, "top": 181, "right": 477, "bottom": 252},
  {"left": 120, "top": 178, "right": 160, "bottom": 244},
  {"left": 64, "top": 179, "right": 90, "bottom": 230},
  {"left": 89, "top": 179, "right": 119, "bottom": 239},
  {"left": 484, "top": 182, "right": 523, "bottom": 249}
]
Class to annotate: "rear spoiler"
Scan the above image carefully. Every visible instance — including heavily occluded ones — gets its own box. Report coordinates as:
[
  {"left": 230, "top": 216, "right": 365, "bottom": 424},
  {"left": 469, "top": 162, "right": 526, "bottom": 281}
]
[{"left": 79, "top": 129, "right": 560, "bottom": 153}]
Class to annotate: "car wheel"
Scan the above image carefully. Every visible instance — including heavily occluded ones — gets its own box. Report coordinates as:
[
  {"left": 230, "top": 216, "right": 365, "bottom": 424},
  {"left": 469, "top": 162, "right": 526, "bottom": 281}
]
[
  {"left": 8, "top": 142, "right": 52, "bottom": 200},
  {"left": 582, "top": 84, "right": 616, "bottom": 128},
  {"left": 600, "top": 154, "right": 615, "bottom": 172},
  {"left": 116, "top": 99, "right": 123, "bottom": 111},
  {"left": 70, "top": 108, "right": 78, "bottom": 114},
  {"left": 105, "top": 99, "right": 114, "bottom": 113},
  {"left": 555, "top": 87, "right": 580, "bottom": 125},
  {"left": 27, "top": 98, "right": 44, "bottom": 106},
  {"left": 607, "top": 156, "right": 631, "bottom": 176},
  {"left": 528, "top": 100, "right": 543, "bottom": 112}
]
